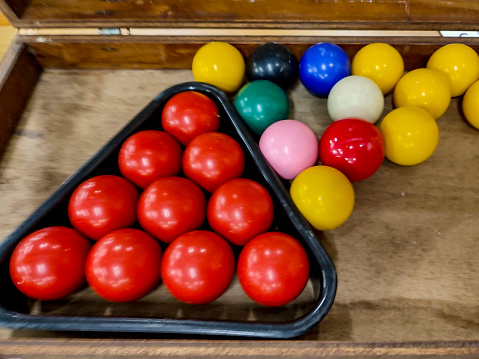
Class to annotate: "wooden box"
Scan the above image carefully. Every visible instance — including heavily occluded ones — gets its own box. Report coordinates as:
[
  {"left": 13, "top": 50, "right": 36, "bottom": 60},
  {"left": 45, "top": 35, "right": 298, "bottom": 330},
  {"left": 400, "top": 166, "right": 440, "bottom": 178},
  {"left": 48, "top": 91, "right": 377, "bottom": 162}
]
[{"left": 1, "top": 0, "right": 479, "bottom": 357}]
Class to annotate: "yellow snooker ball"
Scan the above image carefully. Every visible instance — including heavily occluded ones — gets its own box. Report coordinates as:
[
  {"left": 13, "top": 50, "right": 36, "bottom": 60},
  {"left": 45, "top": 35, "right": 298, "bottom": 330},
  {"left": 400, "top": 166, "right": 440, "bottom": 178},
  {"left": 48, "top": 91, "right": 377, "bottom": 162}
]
[
  {"left": 352, "top": 43, "right": 404, "bottom": 95},
  {"left": 462, "top": 80, "right": 479, "bottom": 130},
  {"left": 427, "top": 43, "right": 479, "bottom": 97},
  {"left": 290, "top": 166, "right": 355, "bottom": 231},
  {"left": 393, "top": 68, "right": 451, "bottom": 120},
  {"left": 379, "top": 107, "right": 439, "bottom": 166},
  {"left": 192, "top": 42, "right": 246, "bottom": 93}
]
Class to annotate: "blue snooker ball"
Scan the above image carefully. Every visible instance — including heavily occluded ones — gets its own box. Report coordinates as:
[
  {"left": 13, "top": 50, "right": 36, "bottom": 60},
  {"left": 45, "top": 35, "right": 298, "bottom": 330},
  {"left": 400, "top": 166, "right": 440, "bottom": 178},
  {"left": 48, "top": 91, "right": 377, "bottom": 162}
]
[{"left": 299, "top": 43, "right": 351, "bottom": 97}]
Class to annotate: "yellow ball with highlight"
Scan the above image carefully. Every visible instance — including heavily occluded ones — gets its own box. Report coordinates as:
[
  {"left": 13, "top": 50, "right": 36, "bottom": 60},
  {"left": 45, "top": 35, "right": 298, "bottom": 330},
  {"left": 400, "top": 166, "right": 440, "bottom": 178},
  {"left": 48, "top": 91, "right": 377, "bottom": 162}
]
[
  {"left": 352, "top": 43, "right": 404, "bottom": 95},
  {"left": 379, "top": 107, "right": 439, "bottom": 166},
  {"left": 426, "top": 43, "right": 479, "bottom": 97},
  {"left": 462, "top": 80, "right": 479, "bottom": 130},
  {"left": 192, "top": 42, "right": 245, "bottom": 93},
  {"left": 290, "top": 166, "right": 355, "bottom": 231},
  {"left": 393, "top": 68, "right": 451, "bottom": 120}
]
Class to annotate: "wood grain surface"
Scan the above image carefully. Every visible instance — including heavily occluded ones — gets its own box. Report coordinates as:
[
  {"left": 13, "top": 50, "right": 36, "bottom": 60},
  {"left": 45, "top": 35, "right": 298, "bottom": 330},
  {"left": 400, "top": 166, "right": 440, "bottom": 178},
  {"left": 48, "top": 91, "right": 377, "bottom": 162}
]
[
  {"left": 0, "top": 31, "right": 479, "bottom": 356},
  {"left": 0, "top": 44, "right": 41, "bottom": 160},
  {"left": 0, "top": 339, "right": 478, "bottom": 358},
  {"left": 19, "top": 36, "right": 479, "bottom": 73},
  {"left": 0, "top": 0, "right": 478, "bottom": 353},
  {"left": 0, "top": 68, "right": 478, "bottom": 347},
  {"left": 2, "top": 0, "right": 479, "bottom": 30}
]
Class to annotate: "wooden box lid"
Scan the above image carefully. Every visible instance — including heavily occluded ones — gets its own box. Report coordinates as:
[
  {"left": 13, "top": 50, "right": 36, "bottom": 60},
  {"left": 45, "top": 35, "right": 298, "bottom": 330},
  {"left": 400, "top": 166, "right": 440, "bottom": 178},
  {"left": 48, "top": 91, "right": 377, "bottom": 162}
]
[{"left": 0, "top": 0, "right": 478, "bottom": 31}]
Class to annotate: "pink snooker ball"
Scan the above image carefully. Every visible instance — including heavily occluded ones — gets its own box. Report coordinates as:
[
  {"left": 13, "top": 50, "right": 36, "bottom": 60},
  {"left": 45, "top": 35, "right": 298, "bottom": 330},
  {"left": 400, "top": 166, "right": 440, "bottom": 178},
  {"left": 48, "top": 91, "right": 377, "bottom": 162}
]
[{"left": 259, "top": 120, "right": 318, "bottom": 180}]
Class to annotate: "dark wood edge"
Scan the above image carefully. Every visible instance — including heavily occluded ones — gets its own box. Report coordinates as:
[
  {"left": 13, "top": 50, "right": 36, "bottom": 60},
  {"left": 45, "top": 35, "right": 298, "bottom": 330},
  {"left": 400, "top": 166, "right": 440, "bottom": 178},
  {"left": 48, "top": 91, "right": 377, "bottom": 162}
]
[
  {"left": 18, "top": 34, "right": 479, "bottom": 72},
  {"left": 0, "top": 339, "right": 478, "bottom": 358},
  {"left": 5, "top": 20, "right": 479, "bottom": 31},
  {"left": 0, "top": 0, "right": 24, "bottom": 24},
  {"left": 19, "top": 34, "right": 479, "bottom": 47},
  {"left": 0, "top": 37, "right": 42, "bottom": 159}
]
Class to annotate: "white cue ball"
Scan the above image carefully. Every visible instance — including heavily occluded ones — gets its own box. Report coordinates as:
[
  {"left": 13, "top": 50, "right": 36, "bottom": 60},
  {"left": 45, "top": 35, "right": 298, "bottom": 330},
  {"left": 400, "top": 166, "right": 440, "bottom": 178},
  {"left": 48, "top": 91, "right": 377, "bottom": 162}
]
[{"left": 327, "top": 75, "right": 385, "bottom": 123}]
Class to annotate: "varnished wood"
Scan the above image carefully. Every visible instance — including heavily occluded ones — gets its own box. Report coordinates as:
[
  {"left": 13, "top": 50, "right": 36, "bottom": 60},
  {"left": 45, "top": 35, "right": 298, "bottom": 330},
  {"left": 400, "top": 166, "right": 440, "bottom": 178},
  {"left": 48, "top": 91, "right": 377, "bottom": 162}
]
[
  {"left": 0, "top": 339, "right": 478, "bottom": 358},
  {"left": 18, "top": 27, "right": 441, "bottom": 38},
  {"left": 1, "top": 30, "right": 479, "bottom": 354},
  {"left": 1, "top": 0, "right": 479, "bottom": 30},
  {"left": 0, "top": 26, "right": 15, "bottom": 57},
  {"left": 0, "top": 11, "right": 10, "bottom": 25},
  {"left": 0, "top": 66, "right": 478, "bottom": 343},
  {"left": 0, "top": 42, "right": 41, "bottom": 161},
  {"left": 0, "top": 0, "right": 21, "bottom": 24},
  {"left": 21, "top": 35, "right": 479, "bottom": 71}
]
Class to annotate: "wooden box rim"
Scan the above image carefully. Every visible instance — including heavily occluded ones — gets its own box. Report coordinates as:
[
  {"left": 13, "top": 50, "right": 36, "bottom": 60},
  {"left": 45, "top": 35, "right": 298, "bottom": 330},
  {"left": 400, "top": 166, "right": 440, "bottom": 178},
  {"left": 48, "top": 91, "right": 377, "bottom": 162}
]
[
  {"left": 1, "top": 38, "right": 479, "bottom": 356},
  {"left": 1, "top": 0, "right": 479, "bottom": 355},
  {"left": 0, "top": 0, "right": 479, "bottom": 31}
]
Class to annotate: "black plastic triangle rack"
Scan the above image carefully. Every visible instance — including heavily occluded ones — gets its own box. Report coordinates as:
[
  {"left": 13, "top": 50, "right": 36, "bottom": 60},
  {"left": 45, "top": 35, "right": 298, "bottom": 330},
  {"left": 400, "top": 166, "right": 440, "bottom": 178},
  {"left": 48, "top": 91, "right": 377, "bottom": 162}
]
[{"left": 0, "top": 82, "right": 337, "bottom": 339}]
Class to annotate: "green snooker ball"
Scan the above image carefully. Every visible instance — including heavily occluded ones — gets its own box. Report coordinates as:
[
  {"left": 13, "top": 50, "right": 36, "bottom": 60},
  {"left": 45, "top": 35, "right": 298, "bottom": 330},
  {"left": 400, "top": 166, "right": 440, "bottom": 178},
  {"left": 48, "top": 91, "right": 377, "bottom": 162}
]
[{"left": 234, "top": 80, "right": 290, "bottom": 136}]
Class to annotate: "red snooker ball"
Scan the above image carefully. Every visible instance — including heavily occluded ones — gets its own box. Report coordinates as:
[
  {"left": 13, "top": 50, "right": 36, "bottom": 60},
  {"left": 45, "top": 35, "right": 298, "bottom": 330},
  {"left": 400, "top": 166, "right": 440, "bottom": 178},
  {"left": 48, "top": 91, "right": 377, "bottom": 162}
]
[{"left": 319, "top": 118, "right": 385, "bottom": 182}]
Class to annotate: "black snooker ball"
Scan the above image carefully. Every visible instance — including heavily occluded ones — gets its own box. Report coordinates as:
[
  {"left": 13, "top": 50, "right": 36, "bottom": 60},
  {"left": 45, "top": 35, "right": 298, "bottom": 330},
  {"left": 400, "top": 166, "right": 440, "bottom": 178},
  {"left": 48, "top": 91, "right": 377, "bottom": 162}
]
[{"left": 246, "top": 43, "right": 299, "bottom": 90}]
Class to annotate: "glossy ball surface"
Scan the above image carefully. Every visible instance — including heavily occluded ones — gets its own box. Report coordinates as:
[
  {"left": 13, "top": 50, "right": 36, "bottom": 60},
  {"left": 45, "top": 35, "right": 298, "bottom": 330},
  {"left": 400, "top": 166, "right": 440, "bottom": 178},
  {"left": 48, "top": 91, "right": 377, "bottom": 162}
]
[
  {"left": 182, "top": 132, "right": 245, "bottom": 192},
  {"left": 237, "top": 231, "right": 310, "bottom": 307},
  {"left": 393, "top": 68, "right": 451, "bottom": 120},
  {"left": 351, "top": 43, "right": 404, "bottom": 95},
  {"left": 85, "top": 228, "right": 162, "bottom": 302},
  {"left": 290, "top": 165, "right": 354, "bottom": 231},
  {"left": 137, "top": 176, "right": 206, "bottom": 243},
  {"left": 462, "top": 80, "right": 479, "bottom": 130},
  {"left": 161, "top": 230, "right": 235, "bottom": 305},
  {"left": 10, "top": 227, "right": 91, "bottom": 300},
  {"left": 299, "top": 43, "right": 351, "bottom": 97},
  {"left": 259, "top": 119, "right": 318, "bottom": 180},
  {"left": 327, "top": 75, "right": 384, "bottom": 123},
  {"left": 234, "top": 80, "right": 290, "bottom": 135},
  {"left": 68, "top": 175, "right": 139, "bottom": 240},
  {"left": 379, "top": 106, "right": 439, "bottom": 166},
  {"left": 207, "top": 178, "right": 274, "bottom": 246},
  {"left": 192, "top": 42, "right": 245, "bottom": 93},
  {"left": 118, "top": 130, "right": 182, "bottom": 189},
  {"left": 246, "top": 42, "right": 299, "bottom": 90},
  {"left": 161, "top": 91, "right": 220, "bottom": 146},
  {"left": 426, "top": 43, "right": 479, "bottom": 97},
  {"left": 319, "top": 118, "right": 385, "bottom": 182}
]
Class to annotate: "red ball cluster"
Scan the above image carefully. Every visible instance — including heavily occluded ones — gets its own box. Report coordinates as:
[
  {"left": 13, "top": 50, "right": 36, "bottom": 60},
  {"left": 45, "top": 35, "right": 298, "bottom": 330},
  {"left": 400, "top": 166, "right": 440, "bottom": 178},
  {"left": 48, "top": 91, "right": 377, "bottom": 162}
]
[{"left": 9, "top": 91, "right": 309, "bottom": 308}]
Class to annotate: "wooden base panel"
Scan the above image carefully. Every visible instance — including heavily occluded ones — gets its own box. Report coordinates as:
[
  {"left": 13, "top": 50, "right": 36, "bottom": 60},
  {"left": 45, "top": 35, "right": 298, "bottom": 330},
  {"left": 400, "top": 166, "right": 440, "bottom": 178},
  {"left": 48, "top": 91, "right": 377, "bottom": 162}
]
[
  {"left": 0, "top": 36, "right": 478, "bottom": 355},
  {"left": 0, "top": 339, "right": 479, "bottom": 358},
  {"left": 0, "top": 67, "right": 478, "bottom": 342}
]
